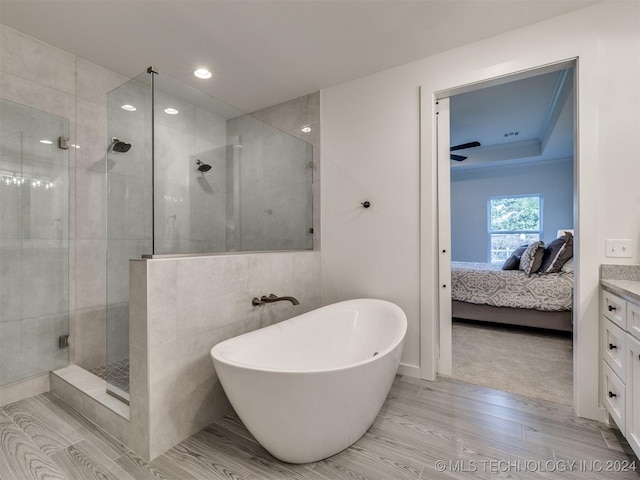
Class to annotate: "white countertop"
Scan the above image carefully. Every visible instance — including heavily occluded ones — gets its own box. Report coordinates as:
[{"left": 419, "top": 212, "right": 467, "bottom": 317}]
[{"left": 601, "top": 278, "right": 640, "bottom": 304}]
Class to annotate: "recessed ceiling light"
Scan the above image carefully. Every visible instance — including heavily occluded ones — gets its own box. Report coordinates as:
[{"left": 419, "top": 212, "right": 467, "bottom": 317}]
[
  {"left": 194, "top": 68, "right": 212, "bottom": 79},
  {"left": 301, "top": 125, "right": 312, "bottom": 133},
  {"left": 39, "top": 139, "right": 53, "bottom": 144},
  {"left": 121, "top": 104, "right": 137, "bottom": 111},
  {"left": 164, "top": 107, "right": 179, "bottom": 115}
]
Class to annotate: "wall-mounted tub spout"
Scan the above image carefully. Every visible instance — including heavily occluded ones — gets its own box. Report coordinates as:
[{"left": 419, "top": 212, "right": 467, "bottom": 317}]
[{"left": 252, "top": 294, "right": 300, "bottom": 306}]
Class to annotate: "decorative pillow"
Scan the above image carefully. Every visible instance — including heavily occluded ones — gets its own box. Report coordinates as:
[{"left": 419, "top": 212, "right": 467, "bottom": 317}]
[
  {"left": 539, "top": 231, "right": 574, "bottom": 274},
  {"left": 502, "top": 244, "right": 529, "bottom": 270},
  {"left": 560, "top": 257, "right": 574, "bottom": 273},
  {"left": 519, "top": 241, "right": 545, "bottom": 275}
]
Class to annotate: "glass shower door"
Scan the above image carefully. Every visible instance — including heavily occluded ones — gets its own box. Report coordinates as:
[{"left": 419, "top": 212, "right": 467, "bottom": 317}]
[
  {"left": 106, "top": 71, "right": 153, "bottom": 402},
  {"left": 0, "top": 99, "right": 69, "bottom": 386}
]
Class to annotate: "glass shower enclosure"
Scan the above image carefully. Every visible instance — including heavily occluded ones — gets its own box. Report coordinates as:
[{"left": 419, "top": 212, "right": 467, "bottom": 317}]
[
  {"left": 105, "top": 68, "right": 314, "bottom": 402},
  {"left": 0, "top": 99, "right": 70, "bottom": 387}
]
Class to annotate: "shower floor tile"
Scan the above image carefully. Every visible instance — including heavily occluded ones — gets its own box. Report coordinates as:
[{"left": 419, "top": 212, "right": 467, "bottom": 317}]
[{"left": 89, "top": 359, "right": 129, "bottom": 394}]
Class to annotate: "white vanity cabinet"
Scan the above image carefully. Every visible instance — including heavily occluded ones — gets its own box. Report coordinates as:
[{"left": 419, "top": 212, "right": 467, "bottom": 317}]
[
  {"left": 627, "top": 332, "right": 640, "bottom": 457},
  {"left": 601, "top": 288, "right": 640, "bottom": 457}
]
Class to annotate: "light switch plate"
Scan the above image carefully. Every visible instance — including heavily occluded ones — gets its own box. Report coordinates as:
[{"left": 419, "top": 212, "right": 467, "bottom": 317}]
[{"left": 605, "top": 239, "right": 633, "bottom": 258}]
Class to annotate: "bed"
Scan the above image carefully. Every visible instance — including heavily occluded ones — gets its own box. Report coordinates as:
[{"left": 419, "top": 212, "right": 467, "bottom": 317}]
[{"left": 451, "top": 261, "right": 573, "bottom": 332}]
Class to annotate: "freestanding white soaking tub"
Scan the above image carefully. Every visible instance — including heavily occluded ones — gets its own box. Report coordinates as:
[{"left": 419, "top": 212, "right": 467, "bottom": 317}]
[{"left": 210, "top": 298, "right": 407, "bottom": 464}]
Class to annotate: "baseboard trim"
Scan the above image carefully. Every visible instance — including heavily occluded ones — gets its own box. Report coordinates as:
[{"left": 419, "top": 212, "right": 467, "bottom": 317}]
[
  {"left": 0, "top": 373, "right": 50, "bottom": 407},
  {"left": 398, "top": 363, "right": 420, "bottom": 378}
]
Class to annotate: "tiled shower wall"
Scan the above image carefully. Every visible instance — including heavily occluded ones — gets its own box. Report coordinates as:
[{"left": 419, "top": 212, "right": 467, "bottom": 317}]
[
  {"left": 251, "top": 92, "right": 321, "bottom": 249},
  {"left": 0, "top": 25, "right": 128, "bottom": 401},
  {"left": 129, "top": 250, "right": 321, "bottom": 460}
]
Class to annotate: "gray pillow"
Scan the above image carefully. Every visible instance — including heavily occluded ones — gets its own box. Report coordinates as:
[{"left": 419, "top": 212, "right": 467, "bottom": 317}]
[
  {"left": 502, "top": 244, "right": 528, "bottom": 270},
  {"left": 539, "top": 231, "right": 574, "bottom": 274},
  {"left": 519, "top": 241, "right": 545, "bottom": 275}
]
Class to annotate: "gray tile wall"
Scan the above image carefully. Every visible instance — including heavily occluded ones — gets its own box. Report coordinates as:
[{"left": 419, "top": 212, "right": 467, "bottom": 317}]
[
  {"left": 247, "top": 92, "right": 321, "bottom": 249},
  {"left": 128, "top": 251, "right": 321, "bottom": 460}
]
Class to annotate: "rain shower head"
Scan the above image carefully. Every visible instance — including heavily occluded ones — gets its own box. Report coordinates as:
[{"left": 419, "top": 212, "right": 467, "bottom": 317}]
[
  {"left": 111, "top": 137, "right": 131, "bottom": 153},
  {"left": 196, "top": 160, "right": 212, "bottom": 172}
]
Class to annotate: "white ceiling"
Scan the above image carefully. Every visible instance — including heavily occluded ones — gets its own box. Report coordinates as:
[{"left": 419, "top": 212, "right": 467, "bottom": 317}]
[
  {"left": 0, "top": 0, "right": 597, "bottom": 113},
  {"left": 450, "top": 68, "right": 575, "bottom": 169}
]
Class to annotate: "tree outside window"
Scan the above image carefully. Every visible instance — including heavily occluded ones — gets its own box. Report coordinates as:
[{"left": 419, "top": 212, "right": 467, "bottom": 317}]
[{"left": 488, "top": 195, "right": 542, "bottom": 263}]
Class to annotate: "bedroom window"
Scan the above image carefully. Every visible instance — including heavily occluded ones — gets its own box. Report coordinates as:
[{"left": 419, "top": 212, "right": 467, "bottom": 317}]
[{"left": 488, "top": 195, "right": 542, "bottom": 263}]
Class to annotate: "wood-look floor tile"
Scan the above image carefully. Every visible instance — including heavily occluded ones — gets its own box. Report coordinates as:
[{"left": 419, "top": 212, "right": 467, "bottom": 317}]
[
  {"left": 115, "top": 450, "right": 199, "bottom": 480},
  {"left": 3, "top": 398, "right": 82, "bottom": 456},
  {"left": 0, "top": 423, "right": 68, "bottom": 480},
  {"left": 345, "top": 432, "right": 430, "bottom": 478},
  {"left": 419, "top": 383, "right": 606, "bottom": 442},
  {"left": 522, "top": 424, "right": 628, "bottom": 459},
  {"left": 2, "top": 377, "right": 638, "bottom": 480},
  {"left": 382, "top": 390, "right": 525, "bottom": 440},
  {"left": 50, "top": 440, "right": 135, "bottom": 480},
  {"left": 600, "top": 429, "right": 627, "bottom": 452},
  {"left": 163, "top": 441, "right": 251, "bottom": 480},
  {"left": 200, "top": 422, "right": 316, "bottom": 480},
  {"left": 308, "top": 447, "right": 420, "bottom": 480},
  {"left": 45, "top": 394, "right": 129, "bottom": 460},
  {"left": 428, "top": 377, "right": 582, "bottom": 425},
  {"left": 0, "top": 408, "right": 14, "bottom": 429}
]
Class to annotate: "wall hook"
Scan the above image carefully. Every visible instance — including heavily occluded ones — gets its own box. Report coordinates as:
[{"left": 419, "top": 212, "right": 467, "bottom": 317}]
[{"left": 361, "top": 201, "right": 371, "bottom": 209}]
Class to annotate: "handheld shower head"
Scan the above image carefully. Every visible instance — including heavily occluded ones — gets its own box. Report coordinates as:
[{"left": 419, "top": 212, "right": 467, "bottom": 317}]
[
  {"left": 111, "top": 137, "right": 132, "bottom": 153},
  {"left": 196, "top": 160, "right": 212, "bottom": 172}
]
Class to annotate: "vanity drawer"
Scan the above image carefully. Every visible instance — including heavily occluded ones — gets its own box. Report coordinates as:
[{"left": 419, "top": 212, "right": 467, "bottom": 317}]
[
  {"left": 603, "top": 291, "right": 627, "bottom": 329},
  {"left": 626, "top": 333, "right": 640, "bottom": 458},
  {"left": 627, "top": 302, "right": 640, "bottom": 341},
  {"left": 603, "top": 320, "right": 626, "bottom": 380},
  {"left": 603, "top": 361, "right": 626, "bottom": 435}
]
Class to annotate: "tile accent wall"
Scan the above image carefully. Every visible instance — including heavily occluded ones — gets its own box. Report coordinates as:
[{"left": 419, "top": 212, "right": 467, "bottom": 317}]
[{"left": 128, "top": 250, "right": 321, "bottom": 460}]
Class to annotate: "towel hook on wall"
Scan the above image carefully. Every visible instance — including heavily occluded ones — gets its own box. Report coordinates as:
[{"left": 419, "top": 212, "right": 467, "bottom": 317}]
[{"left": 361, "top": 201, "right": 371, "bottom": 209}]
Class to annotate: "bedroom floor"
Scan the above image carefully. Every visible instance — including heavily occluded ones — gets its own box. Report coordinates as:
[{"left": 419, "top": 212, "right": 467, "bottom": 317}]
[{"left": 452, "top": 319, "right": 573, "bottom": 405}]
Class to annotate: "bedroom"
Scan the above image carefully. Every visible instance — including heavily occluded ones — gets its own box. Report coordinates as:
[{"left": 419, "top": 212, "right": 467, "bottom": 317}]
[{"left": 448, "top": 67, "right": 575, "bottom": 405}]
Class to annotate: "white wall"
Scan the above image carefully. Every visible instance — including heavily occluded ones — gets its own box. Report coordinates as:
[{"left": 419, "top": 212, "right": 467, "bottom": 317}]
[
  {"left": 451, "top": 159, "right": 574, "bottom": 262},
  {"left": 321, "top": 1, "right": 640, "bottom": 420}
]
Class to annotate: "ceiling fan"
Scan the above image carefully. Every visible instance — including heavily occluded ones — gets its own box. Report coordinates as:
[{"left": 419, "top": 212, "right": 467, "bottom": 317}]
[{"left": 450, "top": 141, "right": 481, "bottom": 161}]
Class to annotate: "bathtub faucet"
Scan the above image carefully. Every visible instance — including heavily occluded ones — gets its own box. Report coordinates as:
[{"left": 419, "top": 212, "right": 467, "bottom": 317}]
[{"left": 252, "top": 294, "right": 300, "bottom": 306}]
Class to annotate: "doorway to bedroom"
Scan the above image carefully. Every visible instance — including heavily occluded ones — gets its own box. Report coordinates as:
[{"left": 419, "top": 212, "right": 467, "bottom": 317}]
[{"left": 442, "top": 65, "right": 576, "bottom": 405}]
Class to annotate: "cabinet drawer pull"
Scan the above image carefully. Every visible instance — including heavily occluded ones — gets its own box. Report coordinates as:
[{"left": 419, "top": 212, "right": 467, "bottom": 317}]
[
  {"left": 609, "top": 343, "right": 617, "bottom": 350},
  {"left": 608, "top": 391, "right": 617, "bottom": 398},
  {"left": 608, "top": 305, "right": 617, "bottom": 312}
]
